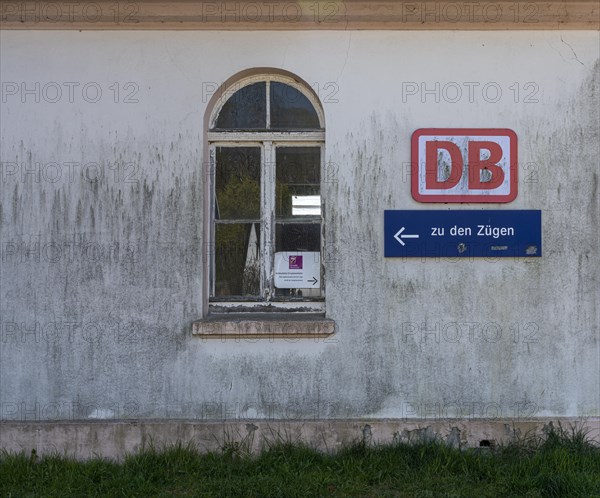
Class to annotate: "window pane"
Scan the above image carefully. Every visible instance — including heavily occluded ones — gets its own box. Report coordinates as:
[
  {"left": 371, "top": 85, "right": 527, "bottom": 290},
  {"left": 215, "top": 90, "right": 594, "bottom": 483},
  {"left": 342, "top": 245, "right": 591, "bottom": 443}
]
[
  {"left": 214, "top": 82, "right": 266, "bottom": 130},
  {"left": 275, "top": 224, "right": 321, "bottom": 297},
  {"left": 276, "top": 223, "right": 320, "bottom": 252},
  {"left": 270, "top": 82, "right": 320, "bottom": 130},
  {"left": 215, "top": 223, "right": 261, "bottom": 297},
  {"left": 216, "top": 147, "right": 261, "bottom": 220},
  {"left": 276, "top": 147, "right": 321, "bottom": 219}
]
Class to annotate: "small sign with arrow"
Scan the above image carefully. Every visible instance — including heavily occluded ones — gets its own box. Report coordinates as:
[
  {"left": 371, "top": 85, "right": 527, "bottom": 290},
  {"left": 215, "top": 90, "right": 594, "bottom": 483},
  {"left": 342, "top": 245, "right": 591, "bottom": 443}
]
[{"left": 274, "top": 251, "right": 320, "bottom": 288}]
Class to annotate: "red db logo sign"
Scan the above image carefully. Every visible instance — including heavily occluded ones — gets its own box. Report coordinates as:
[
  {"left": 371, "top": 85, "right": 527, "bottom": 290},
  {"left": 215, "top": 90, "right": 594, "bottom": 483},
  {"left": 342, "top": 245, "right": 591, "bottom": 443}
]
[{"left": 411, "top": 128, "right": 518, "bottom": 203}]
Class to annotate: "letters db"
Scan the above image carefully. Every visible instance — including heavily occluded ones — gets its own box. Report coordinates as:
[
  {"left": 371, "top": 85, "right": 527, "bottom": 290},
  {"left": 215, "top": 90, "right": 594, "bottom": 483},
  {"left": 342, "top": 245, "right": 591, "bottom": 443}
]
[{"left": 411, "top": 128, "right": 518, "bottom": 203}]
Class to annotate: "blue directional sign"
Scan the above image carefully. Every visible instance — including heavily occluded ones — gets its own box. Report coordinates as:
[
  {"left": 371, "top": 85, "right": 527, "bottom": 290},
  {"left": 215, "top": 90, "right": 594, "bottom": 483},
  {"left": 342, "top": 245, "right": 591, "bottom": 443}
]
[{"left": 384, "top": 210, "right": 541, "bottom": 258}]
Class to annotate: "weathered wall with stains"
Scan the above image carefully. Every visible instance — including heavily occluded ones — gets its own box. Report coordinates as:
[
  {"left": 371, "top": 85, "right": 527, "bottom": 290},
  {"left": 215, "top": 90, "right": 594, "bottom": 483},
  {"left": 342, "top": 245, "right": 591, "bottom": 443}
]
[{"left": 1, "top": 31, "right": 598, "bottom": 424}]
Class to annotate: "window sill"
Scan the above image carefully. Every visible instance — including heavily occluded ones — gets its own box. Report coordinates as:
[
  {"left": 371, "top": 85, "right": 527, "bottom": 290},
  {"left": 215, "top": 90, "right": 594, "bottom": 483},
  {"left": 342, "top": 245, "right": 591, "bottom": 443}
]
[{"left": 192, "top": 313, "right": 335, "bottom": 339}]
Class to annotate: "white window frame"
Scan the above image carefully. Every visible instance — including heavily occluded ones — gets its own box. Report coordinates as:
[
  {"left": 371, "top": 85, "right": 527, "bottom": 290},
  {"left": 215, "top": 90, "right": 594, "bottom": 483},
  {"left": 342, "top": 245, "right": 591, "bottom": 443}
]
[{"left": 204, "top": 73, "right": 326, "bottom": 314}]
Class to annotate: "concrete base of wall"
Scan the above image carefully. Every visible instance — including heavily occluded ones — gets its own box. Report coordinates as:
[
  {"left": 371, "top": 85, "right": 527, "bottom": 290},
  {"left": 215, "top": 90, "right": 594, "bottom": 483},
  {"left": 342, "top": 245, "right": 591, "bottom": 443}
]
[{"left": 2, "top": 418, "right": 598, "bottom": 460}]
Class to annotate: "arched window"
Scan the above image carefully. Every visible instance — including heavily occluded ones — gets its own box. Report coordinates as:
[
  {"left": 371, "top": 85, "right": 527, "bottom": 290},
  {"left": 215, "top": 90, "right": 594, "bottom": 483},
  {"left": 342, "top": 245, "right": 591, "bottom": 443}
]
[{"left": 205, "top": 71, "right": 325, "bottom": 312}]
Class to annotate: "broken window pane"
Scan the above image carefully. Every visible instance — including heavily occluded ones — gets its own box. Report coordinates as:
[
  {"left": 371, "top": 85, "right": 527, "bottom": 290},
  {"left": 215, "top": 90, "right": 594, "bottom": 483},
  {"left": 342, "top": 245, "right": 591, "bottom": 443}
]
[
  {"left": 214, "top": 82, "right": 266, "bottom": 130},
  {"left": 215, "top": 147, "right": 261, "bottom": 220},
  {"left": 270, "top": 82, "right": 320, "bottom": 130},
  {"left": 215, "top": 223, "right": 261, "bottom": 297},
  {"left": 275, "top": 147, "right": 321, "bottom": 219}
]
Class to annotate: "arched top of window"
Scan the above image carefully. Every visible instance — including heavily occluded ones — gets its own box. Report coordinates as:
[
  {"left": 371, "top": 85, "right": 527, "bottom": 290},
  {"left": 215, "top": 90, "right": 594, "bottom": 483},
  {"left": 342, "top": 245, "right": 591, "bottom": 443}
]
[{"left": 209, "top": 72, "right": 324, "bottom": 132}]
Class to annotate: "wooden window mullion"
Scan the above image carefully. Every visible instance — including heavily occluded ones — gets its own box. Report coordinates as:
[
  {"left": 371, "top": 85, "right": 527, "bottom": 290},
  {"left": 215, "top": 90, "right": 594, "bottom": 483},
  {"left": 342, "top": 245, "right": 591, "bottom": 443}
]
[{"left": 261, "top": 141, "right": 275, "bottom": 300}]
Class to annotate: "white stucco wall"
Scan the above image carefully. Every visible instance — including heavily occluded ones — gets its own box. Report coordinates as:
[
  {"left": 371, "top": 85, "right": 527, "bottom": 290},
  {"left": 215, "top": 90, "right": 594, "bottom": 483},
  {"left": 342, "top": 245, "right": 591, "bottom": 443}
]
[{"left": 1, "top": 31, "right": 598, "bottom": 423}]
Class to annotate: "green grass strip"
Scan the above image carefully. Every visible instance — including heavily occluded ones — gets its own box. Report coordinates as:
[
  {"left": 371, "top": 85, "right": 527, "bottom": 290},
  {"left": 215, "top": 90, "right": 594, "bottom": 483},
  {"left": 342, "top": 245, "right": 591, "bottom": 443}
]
[{"left": 1, "top": 422, "right": 599, "bottom": 497}]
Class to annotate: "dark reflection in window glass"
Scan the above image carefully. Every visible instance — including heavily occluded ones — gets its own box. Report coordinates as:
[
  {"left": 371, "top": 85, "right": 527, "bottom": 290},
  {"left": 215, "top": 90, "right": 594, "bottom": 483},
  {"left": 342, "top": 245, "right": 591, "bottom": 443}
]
[
  {"left": 275, "top": 223, "right": 320, "bottom": 252},
  {"left": 270, "top": 82, "right": 320, "bottom": 130},
  {"left": 276, "top": 147, "right": 320, "bottom": 219},
  {"left": 214, "top": 82, "right": 266, "bottom": 130},
  {"left": 215, "top": 223, "right": 261, "bottom": 297},
  {"left": 215, "top": 147, "right": 261, "bottom": 220}
]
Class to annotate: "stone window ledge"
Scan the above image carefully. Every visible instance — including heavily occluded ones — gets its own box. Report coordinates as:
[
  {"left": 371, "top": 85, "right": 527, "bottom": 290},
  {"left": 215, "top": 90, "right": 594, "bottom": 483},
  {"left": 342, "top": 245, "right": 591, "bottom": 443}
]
[{"left": 192, "top": 313, "right": 335, "bottom": 339}]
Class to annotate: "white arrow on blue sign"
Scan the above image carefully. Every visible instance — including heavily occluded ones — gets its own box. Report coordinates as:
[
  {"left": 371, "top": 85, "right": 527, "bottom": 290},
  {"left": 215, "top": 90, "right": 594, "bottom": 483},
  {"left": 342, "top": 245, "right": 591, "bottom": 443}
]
[
  {"left": 384, "top": 210, "right": 542, "bottom": 258},
  {"left": 393, "top": 227, "right": 420, "bottom": 246}
]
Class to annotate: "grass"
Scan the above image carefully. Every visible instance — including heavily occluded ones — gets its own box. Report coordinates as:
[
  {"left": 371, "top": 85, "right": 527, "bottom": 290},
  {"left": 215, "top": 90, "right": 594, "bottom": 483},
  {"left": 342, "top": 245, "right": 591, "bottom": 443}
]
[{"left": 1, "top": 422, "right": 599, "bottom": 497}]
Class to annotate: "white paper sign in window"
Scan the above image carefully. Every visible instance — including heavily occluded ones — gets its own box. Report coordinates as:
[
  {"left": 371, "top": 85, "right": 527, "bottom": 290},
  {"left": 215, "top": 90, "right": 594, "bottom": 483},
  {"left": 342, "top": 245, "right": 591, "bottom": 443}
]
[{"left": 274, "top": 251, "right": 320, "bottom": 289}]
